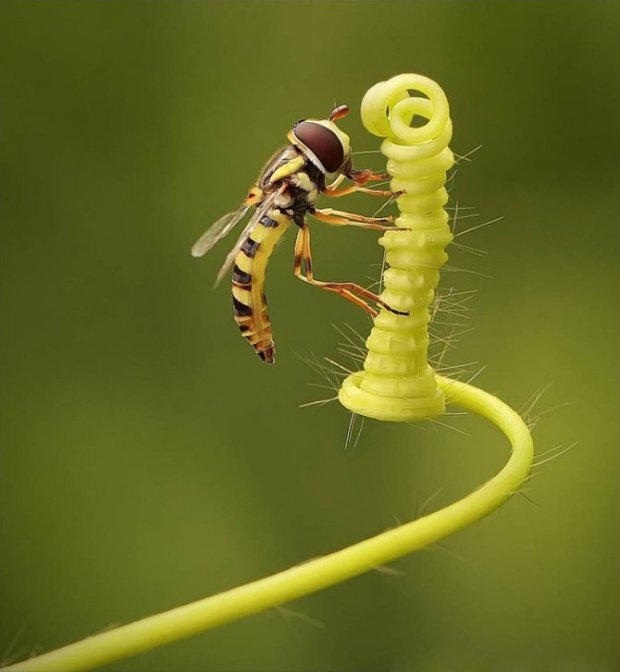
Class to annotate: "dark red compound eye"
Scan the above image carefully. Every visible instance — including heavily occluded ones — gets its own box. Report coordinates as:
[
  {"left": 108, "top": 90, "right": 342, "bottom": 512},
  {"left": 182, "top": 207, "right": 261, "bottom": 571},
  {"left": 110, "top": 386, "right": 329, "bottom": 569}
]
[{"left": 293, "top": 121, "right": 344, "bottom": 173}]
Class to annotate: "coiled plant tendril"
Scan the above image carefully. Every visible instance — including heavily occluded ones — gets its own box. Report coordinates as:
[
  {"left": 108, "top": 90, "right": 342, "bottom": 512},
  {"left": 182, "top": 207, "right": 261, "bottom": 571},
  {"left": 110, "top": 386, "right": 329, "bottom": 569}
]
[{"left": 340, "top": 74, "right": 455, "bottom": 422}]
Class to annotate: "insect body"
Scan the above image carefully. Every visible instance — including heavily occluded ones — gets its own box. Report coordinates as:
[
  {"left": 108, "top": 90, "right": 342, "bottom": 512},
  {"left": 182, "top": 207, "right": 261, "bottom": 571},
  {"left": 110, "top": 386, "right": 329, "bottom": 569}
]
[{"left": 192, "top": 105, "right": 405, "bottom": 364}]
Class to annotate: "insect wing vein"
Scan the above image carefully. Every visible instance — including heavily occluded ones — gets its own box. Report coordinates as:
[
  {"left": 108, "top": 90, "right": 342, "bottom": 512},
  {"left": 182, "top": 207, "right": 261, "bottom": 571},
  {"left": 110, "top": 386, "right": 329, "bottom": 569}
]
[{"left": 191, "top": 206, "right": 250, "bottom": 258}]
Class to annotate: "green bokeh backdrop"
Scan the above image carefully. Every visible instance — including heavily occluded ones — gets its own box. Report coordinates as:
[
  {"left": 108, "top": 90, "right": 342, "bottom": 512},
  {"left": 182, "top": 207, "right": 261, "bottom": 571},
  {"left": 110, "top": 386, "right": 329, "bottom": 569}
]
[{"left": 1, "top": 2, "right": 619, "bottom": 670}]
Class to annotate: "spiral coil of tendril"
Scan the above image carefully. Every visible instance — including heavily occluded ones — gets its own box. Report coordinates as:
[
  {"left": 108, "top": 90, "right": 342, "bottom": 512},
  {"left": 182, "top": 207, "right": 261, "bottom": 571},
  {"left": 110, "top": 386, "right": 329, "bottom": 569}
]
[{"left": 339, "top": 74, "right": 455, "bottom": 422}]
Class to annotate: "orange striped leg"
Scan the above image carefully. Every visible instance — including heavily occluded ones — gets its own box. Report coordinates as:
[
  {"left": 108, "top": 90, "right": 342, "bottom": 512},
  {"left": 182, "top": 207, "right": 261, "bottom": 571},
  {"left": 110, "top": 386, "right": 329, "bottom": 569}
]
[
  {"left": 293, "top": 226, "right": 409, "bottom": 317},
  {"left": 311, "top": 207, "right": 395, "bottom": 231},
  {"left": 348, "top": 168, "right": 389, "bottom": 185},
  {"left": 325, "top": 184, "right": 399, "bottom": 198}
]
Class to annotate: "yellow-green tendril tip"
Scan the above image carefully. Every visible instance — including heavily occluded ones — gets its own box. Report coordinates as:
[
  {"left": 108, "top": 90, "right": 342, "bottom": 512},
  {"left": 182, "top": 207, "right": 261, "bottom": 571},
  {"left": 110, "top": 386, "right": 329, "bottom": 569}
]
[{"left": 339, "top": 74, "right": 455, "bottom": 422}]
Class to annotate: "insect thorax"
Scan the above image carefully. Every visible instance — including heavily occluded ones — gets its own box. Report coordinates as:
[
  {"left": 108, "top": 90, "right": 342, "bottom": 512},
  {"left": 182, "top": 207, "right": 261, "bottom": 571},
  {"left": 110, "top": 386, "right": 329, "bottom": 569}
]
[
  {"left": 258, "top": 146, "right": 325, "bottom": 227},
  {"left": 284, "top": 163, "right": 324, "bottom": 226}
]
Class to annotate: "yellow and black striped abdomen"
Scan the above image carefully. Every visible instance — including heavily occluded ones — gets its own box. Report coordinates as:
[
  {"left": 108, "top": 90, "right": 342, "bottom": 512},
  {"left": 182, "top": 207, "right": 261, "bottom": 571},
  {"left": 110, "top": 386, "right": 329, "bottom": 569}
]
[{"left": 232, "top": 209, "right": 291, "bottom": 363}]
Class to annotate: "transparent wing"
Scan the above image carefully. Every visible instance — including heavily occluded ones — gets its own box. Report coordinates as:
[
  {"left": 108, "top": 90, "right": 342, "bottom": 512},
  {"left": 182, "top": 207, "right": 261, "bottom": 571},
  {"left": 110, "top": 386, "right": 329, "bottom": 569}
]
[
  {"left": 213, "top": 191, "right": 281, "bottom": 287},
  {"left": 191, "top": 206, "right": 250, "bottom": 258},
  {"left": 213, "top": 210, "right": 264, "bottom": 288}
]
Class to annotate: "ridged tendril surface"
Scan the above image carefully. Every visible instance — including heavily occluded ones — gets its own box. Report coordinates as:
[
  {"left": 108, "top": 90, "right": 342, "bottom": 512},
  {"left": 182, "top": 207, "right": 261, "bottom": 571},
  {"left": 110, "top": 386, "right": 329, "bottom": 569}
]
[{"left": 339, "top": 74, "right": 454, "bottom": 422}]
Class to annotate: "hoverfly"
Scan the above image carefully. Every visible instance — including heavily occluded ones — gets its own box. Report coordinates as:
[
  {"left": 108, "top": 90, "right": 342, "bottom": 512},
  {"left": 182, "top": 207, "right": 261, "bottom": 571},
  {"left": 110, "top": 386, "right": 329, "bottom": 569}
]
[{"left": 191, "top": 104, "right": 406, "bottom": 364}]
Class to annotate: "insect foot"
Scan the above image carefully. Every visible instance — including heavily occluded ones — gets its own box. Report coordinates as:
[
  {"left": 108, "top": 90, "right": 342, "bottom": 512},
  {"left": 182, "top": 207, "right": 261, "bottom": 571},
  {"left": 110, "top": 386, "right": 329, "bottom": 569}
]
[{"left": 384, "top": 303, "right": 410, "bottom": 316}]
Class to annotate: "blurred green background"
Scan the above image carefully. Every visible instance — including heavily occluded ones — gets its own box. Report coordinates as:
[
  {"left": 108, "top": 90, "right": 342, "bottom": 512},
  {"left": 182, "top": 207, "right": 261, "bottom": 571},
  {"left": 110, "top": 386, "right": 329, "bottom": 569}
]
[{"left": 1, "top": 1, "right": 619, "bottom": 670}]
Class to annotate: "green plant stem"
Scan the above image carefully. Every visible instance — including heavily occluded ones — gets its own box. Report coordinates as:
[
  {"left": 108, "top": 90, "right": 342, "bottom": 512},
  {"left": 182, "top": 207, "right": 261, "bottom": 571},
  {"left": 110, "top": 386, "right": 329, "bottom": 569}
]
[{"left": 5, "top": 375, "right": 533, "bottom": 672}]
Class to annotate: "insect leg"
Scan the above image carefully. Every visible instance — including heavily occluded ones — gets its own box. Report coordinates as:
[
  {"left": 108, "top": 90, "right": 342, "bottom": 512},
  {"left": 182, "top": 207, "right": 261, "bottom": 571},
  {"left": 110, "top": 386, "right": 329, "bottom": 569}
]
[
  {"left": 311, "top": 207, "right": 396, "bottom": 231},
  {"left": 325, "top": 174, "right": 346, "bottom": 191},
  {"left": 293, "top": 227, "right": 377, "bottom": 316},
  {"left": 347, "top": 168, "right": 390, "bottom": 185},
  {"left": 293, "top": 226, "right": 408, "bottom": 316},
  {"left": 324, "top": 184, "right": 399, "bottom": 198}
]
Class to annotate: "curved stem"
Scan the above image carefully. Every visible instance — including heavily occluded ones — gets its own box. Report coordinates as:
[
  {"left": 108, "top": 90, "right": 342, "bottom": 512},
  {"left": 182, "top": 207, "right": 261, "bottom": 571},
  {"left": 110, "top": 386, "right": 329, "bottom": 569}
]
[{"left": 5, "top": 376, "right": 533, "bottom": 672}]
